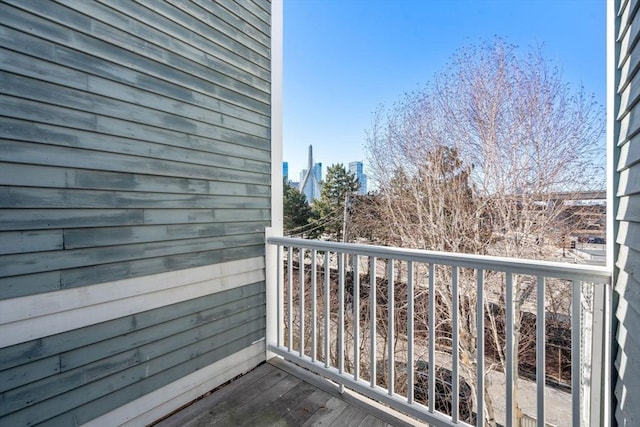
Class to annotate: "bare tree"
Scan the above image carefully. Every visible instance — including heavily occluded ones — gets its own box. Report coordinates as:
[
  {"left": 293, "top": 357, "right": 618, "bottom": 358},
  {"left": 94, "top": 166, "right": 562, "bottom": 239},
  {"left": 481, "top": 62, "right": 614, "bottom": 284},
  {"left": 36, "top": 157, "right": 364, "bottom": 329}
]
[{"left": 363, "top": 38, "right": 605, "bottom": 425}]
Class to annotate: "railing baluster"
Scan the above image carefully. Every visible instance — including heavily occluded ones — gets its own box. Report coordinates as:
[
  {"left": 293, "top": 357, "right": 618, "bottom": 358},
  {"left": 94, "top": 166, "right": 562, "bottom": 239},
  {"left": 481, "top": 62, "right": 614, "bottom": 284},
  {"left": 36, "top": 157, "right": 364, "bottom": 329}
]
[
  {"left": 571, "top": 280, "right": 580, "bottom": 426},
  {"left": 506, "top": 272, "right": 514, "bottom": 427},
  {"left": 311, "top": 249, "right": 317, "bottom": 362},
  {"left": 476, "top": 269, "right": 485, "bottom": 426},
  {"left": 537, "top": 276, "right": 546, "bottom": 426},
  {"left": 428, "top": 263, "right": 435, "bottom": 413},
  {"left": 354, "top": 255, "right": 360, "bottom": 382},
  {"left": 299, "top": 248, "right": 305, "bottom": 357},
  {"left": 370, "top": 256, "right": 377, "bottom": 388},
  {"left": 325, "top": 251, "right": 330, "bottom": 368},
  {"left": 287, "top": 246, "right": 293, "bottom": 352},
  {"left": 452, "top": 265, "right": 459, "bottom": 424},
  {"left": 388, "top": 259, "right": 395, "bottom": 396},
  {"left": 339, "top": 253, "right": 345, "bottom": 387},
  {"left": 407, "top": 261, "right": 414, "bottom": 404},
  {"left": 277, "top": 244, "right": 282, "bottom": 348}
]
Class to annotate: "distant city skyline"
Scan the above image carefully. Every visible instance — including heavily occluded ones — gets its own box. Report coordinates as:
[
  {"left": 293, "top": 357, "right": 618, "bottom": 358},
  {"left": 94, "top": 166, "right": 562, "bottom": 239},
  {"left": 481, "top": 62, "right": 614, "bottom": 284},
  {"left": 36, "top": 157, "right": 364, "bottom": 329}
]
[
  {"left": 283, "top": 1, "right": 605, "bottom": 185},
  {"left": 283, "top": 146, "right": 368, "bottom": 200}
]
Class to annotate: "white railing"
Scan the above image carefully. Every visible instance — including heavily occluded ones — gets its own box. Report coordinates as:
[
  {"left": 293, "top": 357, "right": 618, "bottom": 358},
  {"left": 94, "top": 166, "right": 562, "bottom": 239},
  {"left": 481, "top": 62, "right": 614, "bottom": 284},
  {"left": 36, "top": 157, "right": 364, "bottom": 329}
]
[{"left": 266, "top": 236, "right": 611, "bottom": 427}]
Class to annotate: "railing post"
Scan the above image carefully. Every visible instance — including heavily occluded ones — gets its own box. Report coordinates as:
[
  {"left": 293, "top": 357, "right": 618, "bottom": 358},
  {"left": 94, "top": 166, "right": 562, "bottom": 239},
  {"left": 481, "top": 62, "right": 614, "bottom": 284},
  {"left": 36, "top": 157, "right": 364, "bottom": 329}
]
[
  {"left": 311, "top": 249, "right": 317, "bottom": 362},
  {"left": 428, "top": 263, "right": 435, "bottom": 414},
  {"left": 388, "top": 259, "right": 395, "bottom": 396},
  {"left": 476, "top": 269, "right": 485, "bottom": 426},
  {"left": 536, "top": 276, "right": 546, "bottom": 426},
  {"left": 354, "top": 255, "right": 360, "bottom": 382},
  {"left": 572, "top": 280, "right": 581, "bottom": 426},
  {"left": 370, "top": 256, "right": 377, "bottom": 389},
  {"left": 407, "top": 261, "right": 414, "bottom": 405},
  {"left": 588, "top": 281, "right": 608, "bottom": 427},
  {"left": 452, "top": 266, "right": 459, "bottom": 424},
  {"left": 265, "top": 227, "right": 280, "bottom": 360},
  {"left": 338, "top": 252, "right": 345, "bottom": 393},
  {"left": 299, "top": 248, "right": 305, "bottom": 357},
  {"left": 506, "top": 272, "right": 515, "bottom": 427}
]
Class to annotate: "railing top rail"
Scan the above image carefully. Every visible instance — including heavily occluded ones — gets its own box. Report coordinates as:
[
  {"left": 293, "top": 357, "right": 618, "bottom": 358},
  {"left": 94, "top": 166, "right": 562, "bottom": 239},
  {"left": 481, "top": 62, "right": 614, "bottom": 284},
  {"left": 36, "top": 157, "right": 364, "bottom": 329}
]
[{"left": 267, "top": 236, "right": 611, "bottom": 283}]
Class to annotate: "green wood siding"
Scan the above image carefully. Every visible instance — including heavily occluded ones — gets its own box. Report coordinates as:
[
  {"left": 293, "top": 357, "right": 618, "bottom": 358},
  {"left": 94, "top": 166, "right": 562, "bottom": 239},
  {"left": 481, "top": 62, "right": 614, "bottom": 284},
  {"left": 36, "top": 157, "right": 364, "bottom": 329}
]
[
  {"left": 0, "top": 0, "right": 272, "bottom": 424},
  {"left": 0, "top": 0, "right": 271, "bottom": 297},
  {"left": 614, "top": 0, "right": 640, "bottom": 425},
  {"left": 0, "top": 283, "right": 266, "bottom": 425}
]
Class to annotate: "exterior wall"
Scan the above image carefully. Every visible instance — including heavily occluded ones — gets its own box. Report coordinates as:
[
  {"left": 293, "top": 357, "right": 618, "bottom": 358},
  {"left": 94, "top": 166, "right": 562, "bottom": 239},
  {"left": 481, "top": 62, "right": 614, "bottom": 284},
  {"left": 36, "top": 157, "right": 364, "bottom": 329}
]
[
  {"left": 0, "top": 0, "right": 272, "bottom": 424},
  {"left": 613, "top": 0, "right": 640, "bottom": 425}
]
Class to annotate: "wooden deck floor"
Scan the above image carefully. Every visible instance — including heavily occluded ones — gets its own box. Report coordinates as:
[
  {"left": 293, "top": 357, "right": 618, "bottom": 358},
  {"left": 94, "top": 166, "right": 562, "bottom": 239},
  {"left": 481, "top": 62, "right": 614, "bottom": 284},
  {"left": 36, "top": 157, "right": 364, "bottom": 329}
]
[{"left": 154, "top": 358, "right": 423, "bottom": 427}]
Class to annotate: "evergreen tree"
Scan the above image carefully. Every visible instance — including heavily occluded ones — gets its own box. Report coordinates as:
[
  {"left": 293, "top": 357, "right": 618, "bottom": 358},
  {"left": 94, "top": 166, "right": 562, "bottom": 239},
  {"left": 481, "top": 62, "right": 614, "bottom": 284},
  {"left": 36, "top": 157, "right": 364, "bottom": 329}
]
[
  {"left": 311, "top": 163, "right": 359, "bottom": 241},
  {"left": 283, "top": 179, "right": 313, "bottom": 237}
]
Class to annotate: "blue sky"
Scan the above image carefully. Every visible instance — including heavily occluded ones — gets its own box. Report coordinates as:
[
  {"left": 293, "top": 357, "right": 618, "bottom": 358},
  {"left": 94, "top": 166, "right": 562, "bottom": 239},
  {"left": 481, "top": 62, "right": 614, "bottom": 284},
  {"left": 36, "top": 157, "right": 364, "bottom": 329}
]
[{"left": 282, "top": 0, "right": 606, "bottom": 182}]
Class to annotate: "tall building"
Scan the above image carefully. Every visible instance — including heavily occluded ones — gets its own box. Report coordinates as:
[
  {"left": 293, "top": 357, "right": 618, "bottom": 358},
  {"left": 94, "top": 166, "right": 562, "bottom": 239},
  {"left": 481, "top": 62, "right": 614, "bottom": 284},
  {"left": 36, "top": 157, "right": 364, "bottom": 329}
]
[
  {"left": 349, "top": 161, "right": 368, "bottom": 194},
  {"left": 299, "top": 145, "right": 322, "bottom": 203},
  {"left": 282, "top": 162, "right": 289, "bottom": 183}
]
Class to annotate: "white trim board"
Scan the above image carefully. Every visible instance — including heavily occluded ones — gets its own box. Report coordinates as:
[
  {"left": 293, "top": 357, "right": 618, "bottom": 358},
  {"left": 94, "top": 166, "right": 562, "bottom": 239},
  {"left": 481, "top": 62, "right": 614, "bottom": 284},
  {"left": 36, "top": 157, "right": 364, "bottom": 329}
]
[
  {"left": 82, "top": 341, "right": 266, "bottom": 427},
  {"left": 0, "top": 257, "right": 265, "bottom": 347}
]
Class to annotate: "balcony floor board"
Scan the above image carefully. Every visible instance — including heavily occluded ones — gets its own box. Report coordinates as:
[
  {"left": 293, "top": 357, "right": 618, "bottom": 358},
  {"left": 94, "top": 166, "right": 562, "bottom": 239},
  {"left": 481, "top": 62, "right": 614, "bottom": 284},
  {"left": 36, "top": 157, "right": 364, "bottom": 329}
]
[{"left": 154, "top": 357, "right": 423, "bottom": 426}]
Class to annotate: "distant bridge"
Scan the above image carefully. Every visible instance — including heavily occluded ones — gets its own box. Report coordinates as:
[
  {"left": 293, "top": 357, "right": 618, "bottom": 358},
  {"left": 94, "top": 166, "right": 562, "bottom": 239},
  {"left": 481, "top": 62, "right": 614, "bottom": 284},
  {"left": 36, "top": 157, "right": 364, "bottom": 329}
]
[{"left": 544, "top": 191, "right": 606, "bottom": 201}]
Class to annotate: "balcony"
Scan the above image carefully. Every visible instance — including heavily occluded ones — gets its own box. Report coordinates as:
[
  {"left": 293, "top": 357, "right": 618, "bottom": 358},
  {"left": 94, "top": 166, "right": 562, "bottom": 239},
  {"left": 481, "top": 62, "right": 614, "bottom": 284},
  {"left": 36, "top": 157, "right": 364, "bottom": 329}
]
[{"left": 259, "top": 236, "right": 611, "bottom": 427}]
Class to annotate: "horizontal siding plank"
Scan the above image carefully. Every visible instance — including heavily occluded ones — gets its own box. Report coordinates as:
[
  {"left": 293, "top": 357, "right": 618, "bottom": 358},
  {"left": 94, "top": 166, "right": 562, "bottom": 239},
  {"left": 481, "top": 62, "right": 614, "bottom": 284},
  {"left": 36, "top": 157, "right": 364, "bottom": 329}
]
[
  {"left": 144, "top": 208, "right": 270, "bottom": 225},
  {"left": 0, "top": 37, "right": 269, "bottom": 130},
  {"left": 0, "top": 209, "right": 144, "bottom": 232},
  {"left": 618, "top": 220, "right": 640, "bottom": 255},
  {"left": 0, "top": 185, "right": 270, "bottom": 208},
  {"left": 0, "top": 355, "right": 60, "bottom": 394},
  {"left": 0, "top": 72, "right": 270, "bottom": 140},
  {"left": 60, "top": 291, "right": 265, "bottom": 371},
  {"left": 0, "top": 233, "right": 265, "bottom": 277},
  {"left": 1, "top": 207, "right": 270, "bottom": 232},
  {"left": 92, "top": 0, "right": 270, "bottom": 82},
  {"left": 63, "top": 221, "right": 269, "bottom": 249},
  {"left": 616, "top": 270, "right": 640, "bottom": 320},
  {"left": 618, "top": 162, "right": 640, "bottom": 196},
  {"left": 217, "top": 0, "right": 271, "bottom": 30},
  {"left": 2, "top": 2, "right": 270, "bottom": 106},
  {"left": 189, "top": 0, "right": 270, "bottom": 45},
  {"left": 0, "top": 117, "right": 270, "bottom": 171},
  {"left": 161, "top": 0, "right": 270, "bottom": 58},
  {"left": 0, "top": 162, "right": 209, "bottom": 195},
  {"left": 134, "top": 0, "right": 271, "bottom": 70},
  {"left": 618, "top": 28, "right": 640, "bottom": 99},
  {"left": 0, "top": 162, "right": 269, "bottom": 197},
  {"left": 618, "top": 0, "right": 640, "bottom": 69},
  {"left": 1, "top": 308, "right": 265, "bottom": 416},
  {"left": 59, "top": 245, "right": 265, "bottom": 290},
  {"left": 44, "top": 332, "right": 265, "bottom": 426},
  {"left": 59, "top": 0, "right": 270, "bottom": 90},
  {"left": 619, "top": 132, "right": 640, "bottom": 169},
  {"left": 616, "top": 244, "right": 640, "bottom": 282},
  {"left": 618, "top": 194, "right": 640, "bottom": 222},
  {"left": 0, "top": 46, "right": 90, "bottom": 91},
  {"left": 0, "top": 271, "right": 62, "bottom": 300},
  {"left": 255, "top": 0, "right": 270, "bottom": 13},
  {"left": 0, "top": 230, "right": 63, "bottom": 255},
  {"left": 0, "top": 95, "right": 99, "bottom": 132},
  {"left": 1, "top": 322, "right": 265, "bottom": 425},
  {"left": 619, "top": 91, "right": 640, "bottom": 143},
  {"left": 0, "top": 282, "right": 264, "bottom": 370}
]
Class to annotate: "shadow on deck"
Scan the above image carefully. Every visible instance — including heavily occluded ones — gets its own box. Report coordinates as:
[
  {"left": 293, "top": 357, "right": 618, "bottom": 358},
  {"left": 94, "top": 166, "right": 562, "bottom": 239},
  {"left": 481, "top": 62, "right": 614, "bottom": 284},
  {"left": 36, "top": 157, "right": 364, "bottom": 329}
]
[{"left": 153, "top": 358, "right": 423, "bottom": 427}]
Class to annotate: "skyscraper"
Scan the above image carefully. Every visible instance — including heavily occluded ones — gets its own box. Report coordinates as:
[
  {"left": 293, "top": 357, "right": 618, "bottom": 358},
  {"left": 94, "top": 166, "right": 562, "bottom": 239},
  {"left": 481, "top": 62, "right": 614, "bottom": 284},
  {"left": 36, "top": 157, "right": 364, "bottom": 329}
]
[
  {"left": 299, "top": 145, "right": 322, "bottom": 203},
  {"left": 349, "top": 161, "right": 367, "bottom": 194},
  {"left": 282, "top": 161, "right": 289, "bottom": 183}
]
